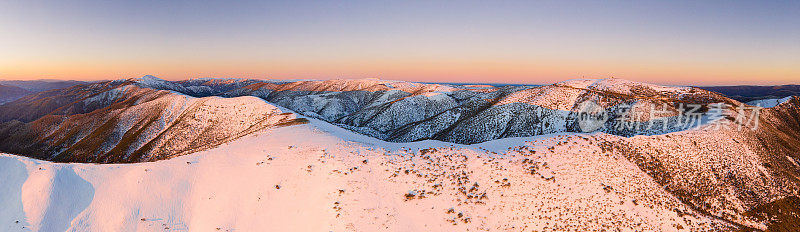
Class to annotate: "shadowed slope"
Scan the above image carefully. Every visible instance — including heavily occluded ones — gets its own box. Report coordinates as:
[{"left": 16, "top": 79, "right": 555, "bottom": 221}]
[
  {"left": 0, "top": 81, "right": 306, "bottom": 163},
  {"left": 0, "top": 85, "right": 33, "bottom": 104}
]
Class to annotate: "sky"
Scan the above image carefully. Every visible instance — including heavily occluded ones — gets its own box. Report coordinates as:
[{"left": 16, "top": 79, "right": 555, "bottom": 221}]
[{"left": 0, "top": 0, "right": 798, "bottom": 85}]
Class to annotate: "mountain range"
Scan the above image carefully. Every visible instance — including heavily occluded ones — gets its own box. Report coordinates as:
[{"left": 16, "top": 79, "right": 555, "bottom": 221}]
[
  {"left": 0, "top": 76, "right": 741, "bottom": 161},
  {"left": 0, "top": 76, "right": 798, "bottom": 231}
]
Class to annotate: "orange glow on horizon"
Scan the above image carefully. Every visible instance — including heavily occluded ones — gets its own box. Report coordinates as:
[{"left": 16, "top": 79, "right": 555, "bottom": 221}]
[{"left": 2, "top": 56, "right": 797, "bottom": 86}]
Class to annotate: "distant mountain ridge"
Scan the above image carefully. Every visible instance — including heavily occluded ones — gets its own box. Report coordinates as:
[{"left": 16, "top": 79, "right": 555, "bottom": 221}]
[
  {"left": 0, "top": 79, "right": 86, "bottom": 106},
  {"left": 700, "top": 85, "right": 800, "bottom": 102},
  {"left": 0, "top": 80, "right": 87, "bottom": 92},
  {"left": 0, "top": 84, "right": 33, "bottom": 104}
]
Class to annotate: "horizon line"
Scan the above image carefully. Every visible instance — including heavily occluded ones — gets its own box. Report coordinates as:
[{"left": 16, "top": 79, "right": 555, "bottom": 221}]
[{"left": 2, "top": 75, "right": 799, "bottom": 87}]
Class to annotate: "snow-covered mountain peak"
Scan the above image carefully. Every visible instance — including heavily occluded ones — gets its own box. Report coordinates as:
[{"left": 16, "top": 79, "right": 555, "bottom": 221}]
[
  {"left": 554, "top": 78, "right": 600, "bottom": 88},
  {"left": 132, "top": 75, "right": 172, "bottom": 85},
  {"left": 554, "top": 78, "right": 692, "bottom": 96},
  {"left": 133, "top": 75, "right": 164, "bottom": 83}
]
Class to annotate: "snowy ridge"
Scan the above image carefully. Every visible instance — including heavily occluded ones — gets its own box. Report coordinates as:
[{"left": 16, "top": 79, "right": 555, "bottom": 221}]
[
  {"left": 559, "top": 78, "right": 692, "bottom": 96},
  {"left": 0, "top": 83, "right": 307, "bottom": 163},
  {"left": 746, "top": 96, "right": 794, "bottom": 108}
]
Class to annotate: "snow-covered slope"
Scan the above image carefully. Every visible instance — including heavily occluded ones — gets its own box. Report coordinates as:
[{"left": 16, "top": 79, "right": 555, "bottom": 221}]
[
  {"left": 747, "top": 96, "right": 794, "bottom": 108},
  {"left": 2, "top": 100, "right": 799, "bottom": 231},
  {"left": 0, "top": 81, "right": 306, "bottom": 163},
  {"left": 0, "top": 118, "right": 733, "bottom": 231}
]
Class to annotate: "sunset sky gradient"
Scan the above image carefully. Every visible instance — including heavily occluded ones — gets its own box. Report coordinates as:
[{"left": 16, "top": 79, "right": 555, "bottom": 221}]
[{"left": 1, "top": 0, "right": 798, "bottom": 85}]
